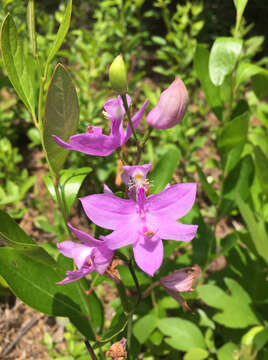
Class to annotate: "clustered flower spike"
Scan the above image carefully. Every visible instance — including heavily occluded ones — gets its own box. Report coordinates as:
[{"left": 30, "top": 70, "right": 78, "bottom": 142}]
[
  {"left": 53, "top": 95, "right": 148, "bottom": 156},
  {"left": 57, "top": 223, "right": 114, "bottom": 284},
  {"left": 80, "top": 163, "right": 198, "bottom": 276}
]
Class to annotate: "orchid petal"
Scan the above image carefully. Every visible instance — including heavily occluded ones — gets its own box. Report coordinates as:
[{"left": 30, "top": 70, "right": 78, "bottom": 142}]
[
  {"left": 147, "top": 183, "right": 197, "bottom": 220},
  {"left": 133, "top": 236, "right": 163, "bottom": 276},
  {"left": 57, "top": 241, "right": 92, "bottom": 269},
  {"left": 52, "top": 126, "right": 121, "bottom": 156},
  {"left": 80, "top": 193, "right": 137, "bottom": 230},
  {"left": 101, "top": 221, "right": 139, "bottom": 250},
  {"left": 149, "top": 217, "right": 198, "bottom": 242},
  {"left": 67, "top": 223, "right": 102, "bottom": 246},
  {"left": 93, "top": 247, "right": 114, "bottom": 275},
  {"left": 57, "top": 267, "right": 91, "bottom": 285}
]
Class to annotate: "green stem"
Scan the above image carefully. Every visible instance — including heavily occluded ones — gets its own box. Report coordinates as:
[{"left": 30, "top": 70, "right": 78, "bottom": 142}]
[
  {"left": 84, "top": 340, "right": 98, "bottom": 360},
  {"left": 122, "top": 94, "right": 139, "bottom": 148},
  {"left": 126, "top": 257, "right": 141, "bottom": 353},
  {"left": 136, "top": 126, "right": 153, "bottom": 164},
  {"left": 116, "top": 282, "right": 130, "bottom": 313}
]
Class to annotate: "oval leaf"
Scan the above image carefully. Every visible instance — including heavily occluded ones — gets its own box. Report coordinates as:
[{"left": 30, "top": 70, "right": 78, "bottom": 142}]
[
  {"left": 209, "top": 37, "right": 243, "bottom": 86},
  {"left": 158, "top": 317, "right": 206, "bottom": 351},
  {"left": 0, "top": 14, "right": 36, "bottom": 115},
  {"left": 194, "top": 44, "right": 223, "bottom": 120},
  {"left": 43, "top": 63, "right": 79, "bottom": 173},
  {"left": 149, "top": 145, "right": 181, "bottom": 194},
  {"left": 46, "top": 0, "right": 72, "bottom": 66}
]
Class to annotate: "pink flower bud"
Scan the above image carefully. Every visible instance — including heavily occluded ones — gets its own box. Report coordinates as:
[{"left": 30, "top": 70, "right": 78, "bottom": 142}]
[
  {"left": 160, "top": 265, "right": 201, "bottom": 310},
  {"left": 147, "top": 77, "right": 189, "bottom": 129}
]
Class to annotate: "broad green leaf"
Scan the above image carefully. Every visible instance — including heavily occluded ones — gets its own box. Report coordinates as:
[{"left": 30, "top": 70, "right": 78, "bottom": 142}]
[
  {"left": 0, "top": 247, "right": 94, "bottom": 338},
  {"left": 235, "top": 62, "right": 263, "bottom": 90},
  {"left": 252, "top": 70, "right": 268, "bottom": 99},
  {"left": 253, "top": 146, "right": 268, "bottom": 194},
  {"left": 233, "top": 0, "right": 248, "bottom": 35},
  {"left": 0, "top": 14, "right": 36, "bottom": 115},
  {"left": 249, "top": 132, "right": 268, "bottom": 159},
  {"left": 44, "top": 167, "right": 91, "bottom": 214},
  {"left": 236, "top": 194, "right": 268, "bottom": 262},
  {"left": 209, "top": 37, "right": 243, "bottom": 86},
  {"left": 0, "top": 210, "right": 35, "bottom": 248},
  {"left": 158, "top": 317, "right": 206, "bottom": 351},
  {"left": 58, "top": 254, "right": 104, "bottom": 332},
  {"left": 217, "top": 112, "right": 249, "bottom": 154},
  {"left": 217, "top": 342, "right": 238, "bottom": 360},
  {"left": 195, "top": 164, "right": 218, "bottom": 205},
  {"left": 184, "top": 348, "right": 209, "bottom": 360},
  {"left": 256, "top": 103, "right": 268, "bottom": 130},
  {"left": 194, "top": 44, "right": 223, "bottom": 120},
  {"left": 182, "top": 204, "right": 213, "bottom": 266},
  {"left": 149, "top": 145, "right": 181, "bottom": 194},
  {"left": 43, "top": 64, "right": 79, "bottom": 173},
  {"left": 223, "top": 143, "right": 244, "bottom": 175},
  {"left": 133, "top": 314, "right": 158, "bottom": 344},
  {"left": 198, "top": 278, "right": 258, "bottom": 328},
  {"left": 216, "top": 233, "right": 238, "bottom": 257},
  {"left": 46, "top": 0, "right": 72, "bottom": 66},
  {"left": 219, "top": 155, "right": 254, "bottom": 217},
  {"left": 27, "top": 0, "right": 37, "bottom": 56}
]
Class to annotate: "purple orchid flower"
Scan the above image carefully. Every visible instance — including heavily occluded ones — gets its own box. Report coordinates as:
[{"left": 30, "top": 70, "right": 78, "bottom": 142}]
[
  {"left": 52, "top": 95, "right": 148, "bottom": 156},
  {"left": 79, "top": 164, "right": 198, "bottom": 276},
  {"left": 57, "top": 223, "right": 114, "bottom": 284}
]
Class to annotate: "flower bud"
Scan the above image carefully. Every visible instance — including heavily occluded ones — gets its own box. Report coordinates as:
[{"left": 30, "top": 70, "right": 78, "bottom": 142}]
[
  {"left": 109, "top": 54, "right": 128, "bottom": 94},
  {"left": 160, "top": 266, "right": 201, "bottom": 310},
  {"left": 147, "top": 77, "right": 189, "bottom": 129}
]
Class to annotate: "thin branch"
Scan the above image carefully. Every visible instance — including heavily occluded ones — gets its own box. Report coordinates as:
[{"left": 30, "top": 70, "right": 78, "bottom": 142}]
[
  {"left": 1, "top": 317, "right": 38, "bottom": 357},
  {"left": 84, "top": 339, "right": 98, "bottom": 360}
]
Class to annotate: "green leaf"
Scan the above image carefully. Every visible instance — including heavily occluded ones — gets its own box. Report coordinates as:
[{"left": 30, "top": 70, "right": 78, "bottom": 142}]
[
  {"left": 44, "top": 167, "right": 91, "bottom": 214},
  {"left": 253, "top": 146, "right": 268, "bottom": 194},
  {"left": 0, "top": 247, "right": 94, "bottom": 338},
  {"left": 217, "top": 112, "right": 249, "bottom": 154},
  {"left": 184, "top": 348, "right": 209, "bottom": 360},
  {"left": 195, "top": 164, "right": 218, "bottom": 205},
  {"left": 46, "top": 0, "right": 72, "bottom": 66},
  {"left": 198, "top": 278, "right": 258, "bottom": 328},
  {"left": 149, "top": 145, "right": 181, "bottom": 194},
  {"left": 158, "top": 317, "right": 206, "bottom": 351},
  {"left": 252, "top": 70, "right": 268, "bottom": 99},
  {"left": 27, "top": 0, "right": 37, "bottom": 56},
  {"left": 133, "top": 314, "right": 158, "bottom": 344},
  {"left": 209, "top": 37, "right": 243, "bottom": 86},
  {"left": 235, "top": 62, "right": 263, "bottom": 90},
  {"left": 236, "top": 194, "right": 268, "bottom": 262},
  {"left": 233, "top": 0, "right": 248, "bottom": 34},
  {"left": 217, "top": 342, "right": 238, "bottom": 360},
  {"left": 0, "top": 14, "right": 36, "bottom": 116},
  {"left": 216, "top": 233, "right": 238, "bottom": 257},
  {"left": 194, "top": 44, "right": 223, "bottom": 120},
  {"left": 219, "top": 155, "right": 254, "bottom": 217},
  {"left": 43, "top": 63, "right": 79, "bottom": 173},
  {"left": 94, "top": 312, "right": 127, "bottom": 347},
  {"left": 0, "top": 210, "right": 36, "bottom": 248}
]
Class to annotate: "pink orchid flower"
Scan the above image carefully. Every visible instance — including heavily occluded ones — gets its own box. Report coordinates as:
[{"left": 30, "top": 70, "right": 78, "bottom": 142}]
[
  {"left": 57, "top": 223, "right": 114, "bottom": 284},
  {"left": 80, "top": 164, "right": 198, "bottom": 276},
  {"left": 53, "top": 95, "right": 148, "bottom": 156}
]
